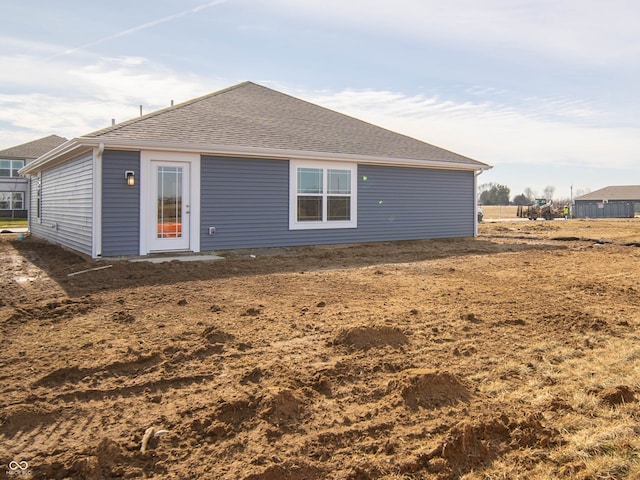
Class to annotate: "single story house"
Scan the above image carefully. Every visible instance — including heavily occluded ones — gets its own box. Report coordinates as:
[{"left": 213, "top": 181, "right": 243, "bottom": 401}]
[
  {"left": 20, "top": 82, "right": 491, "bottom": 259},
  {"left": 0, "top": 135, "right": 67, "bottom": 219},
  {"left": 574, "top": 185, "right": 640, "bottom": 218}
]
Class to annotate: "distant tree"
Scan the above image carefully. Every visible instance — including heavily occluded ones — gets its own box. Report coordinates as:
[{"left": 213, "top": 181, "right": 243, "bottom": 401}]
[
  {"left": 477, "top": 182, "right": 494, "bottom": 203},
  {"left": 543, "top": 185, "right": 555, "bottom": 200},
  {"left": 524, "top": 187, "right": 536, "bottom": 201},
  {"left": 479, "top": 183, "right": 510, "bottom": 205},
  {"left": 555, "top": 196, "right": 572, "bottom": 206},
  {"left": 512, "top": 193, "right": 531, "bottom": 205},
  {"left": 574, "top": 187, "right": 591, "bottom": 198}
]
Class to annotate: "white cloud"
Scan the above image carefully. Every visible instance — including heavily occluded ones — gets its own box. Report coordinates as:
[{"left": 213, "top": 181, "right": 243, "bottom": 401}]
[
  {"left": 55, "top": 0, "right": 231, "bottom": 58},
  {"left": 303, "top": 87, "right": 640, "bottom": 169},
  {"left": 0, "top": 53, "right": 220, "bottom": 148},
  {"left": 0, "top": 49, "right": 637, "bottom": 181},
  {"left": 263, "top": 0, "right": 640, "bottom": 66},
  {"left": 68, "top": 57, "right": 216, "bottom": 106}
]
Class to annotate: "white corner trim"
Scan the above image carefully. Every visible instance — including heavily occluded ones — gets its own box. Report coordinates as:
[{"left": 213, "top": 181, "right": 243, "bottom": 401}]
[{"left": 91, "top": 143, "right": 104, "bottom": 258}]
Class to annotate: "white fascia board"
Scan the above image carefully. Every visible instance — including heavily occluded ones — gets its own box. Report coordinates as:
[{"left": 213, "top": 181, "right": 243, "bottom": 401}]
[
  {"left": 77, "top": 137, "right": 492, "bottom": 172},
  {"left": 18, "top": 138, "right": 92, "bottom": 175}
]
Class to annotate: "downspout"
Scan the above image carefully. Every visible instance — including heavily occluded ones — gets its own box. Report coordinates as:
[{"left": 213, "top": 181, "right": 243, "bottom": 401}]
[
  {"left": 26, "top": 175, "right": 32, "bottom": 235},
  {"left": 92, "top": 143, "right": 104, "bottom": 258},
  {"left": 474, "top": 169, "right": 483, "bottom": 237}
]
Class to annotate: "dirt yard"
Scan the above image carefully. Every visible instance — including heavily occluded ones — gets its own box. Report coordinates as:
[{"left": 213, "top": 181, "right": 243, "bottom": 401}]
[{"left": 2, "top": 219, "right": 640, "bottom": 479}]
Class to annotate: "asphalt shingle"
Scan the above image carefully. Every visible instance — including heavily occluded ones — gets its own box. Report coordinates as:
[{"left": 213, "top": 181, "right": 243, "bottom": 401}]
[
  {"left": 84, "top": 82, "right": 486, "bottom": 168},
  {"left": 0, "top": 135, "right": 67, "bottom": 159},
  {"left": 575, "top": 185, "right": 640, "bottom": 201}
]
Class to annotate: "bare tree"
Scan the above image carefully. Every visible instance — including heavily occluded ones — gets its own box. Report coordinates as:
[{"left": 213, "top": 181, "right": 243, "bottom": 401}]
[
  {"left": 574, "top": 187, "right": 591, "bottom": 198},
  {"left": 543, "top": 185, "right": 555, "bottom": 200},
  {"left": 524, "top": 187, "right": 536, "bottom": 200}
]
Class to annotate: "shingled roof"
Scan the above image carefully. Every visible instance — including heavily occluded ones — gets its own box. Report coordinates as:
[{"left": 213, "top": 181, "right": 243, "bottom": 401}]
[
  {"left": 575, "top": 185, "right": 640, "bottom": 201},
  {"left": 83, "top": 82, "right": 487, "bottom": 168},
  {"left": 0, "top": 135, "right": 67, "bottom": 159}
]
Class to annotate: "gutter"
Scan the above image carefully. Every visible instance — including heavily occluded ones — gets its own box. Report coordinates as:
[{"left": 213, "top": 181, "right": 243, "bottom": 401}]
[
  {"left": 19, "top": 138, "right": 87, "bottom": 175},
  {"left": 81, "top": 137, "right": 492, "bottom": 172},
  {"left": 19, "top": 136, "right": 493, "bottom": 175}
]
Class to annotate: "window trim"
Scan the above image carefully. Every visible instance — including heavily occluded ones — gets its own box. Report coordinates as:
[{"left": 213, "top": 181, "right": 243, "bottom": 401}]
[
  {"left": 289, "top": 160, "right": 357, "bottom": 230},
  {"left": 0, "top": 191, "right": 24, "bottom": 210},
  {"left": 0, "top": 159, "right": 25, "bottom": 177},
  {"left": 13, "top": 191, "right": 24, "bottom": 210}
]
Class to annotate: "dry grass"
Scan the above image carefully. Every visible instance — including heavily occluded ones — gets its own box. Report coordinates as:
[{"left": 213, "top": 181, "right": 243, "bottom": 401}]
[
  {"left": 495, "top": 337, "right": 639, "bottom": 479},
  {"left": 481, "top": 205, "right": 520, "bottom": 219},
  {"left": 480, "top": 217, "right": 640, "bottom": 243}
]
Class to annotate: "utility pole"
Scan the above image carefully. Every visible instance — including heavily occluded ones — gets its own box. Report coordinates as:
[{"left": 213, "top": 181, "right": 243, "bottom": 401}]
[{"left": 570, "top": 185, "right": 574, "bottom": 218}]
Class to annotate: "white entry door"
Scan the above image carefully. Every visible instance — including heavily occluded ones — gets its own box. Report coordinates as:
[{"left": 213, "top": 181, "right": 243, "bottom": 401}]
[{"left": 148, "top": 161, "right": 190, "bottom": 252}]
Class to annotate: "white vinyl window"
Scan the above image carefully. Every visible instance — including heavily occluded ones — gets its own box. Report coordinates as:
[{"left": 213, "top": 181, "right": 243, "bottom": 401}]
[
  {"left": 0, "top": 192, "right": 24, "bottom": 210},
  {"left": 289, "top": 160, "right": 357, "bottom": 230},
  {"left": 0, "top": 159, "right": 25, "bottom": 177}
]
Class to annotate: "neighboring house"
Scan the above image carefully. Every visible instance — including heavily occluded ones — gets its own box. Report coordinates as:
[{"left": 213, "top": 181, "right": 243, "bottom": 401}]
[
  {"left": 0, "top": 135, "right": 67, "bottom": 219},
  {"left": 574, "top": 185, "right": 640, "bottom": 218},
  {"left": 20, "top": 82, "right": 491, "bottom": 258}
]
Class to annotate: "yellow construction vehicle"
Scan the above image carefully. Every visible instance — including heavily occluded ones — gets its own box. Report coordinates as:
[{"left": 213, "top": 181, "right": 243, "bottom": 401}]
[{"left": 516, "top": 198, "right": 560, "bottom": 220}]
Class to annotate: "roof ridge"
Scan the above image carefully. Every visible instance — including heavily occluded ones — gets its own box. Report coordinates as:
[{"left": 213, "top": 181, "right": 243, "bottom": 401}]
[
  {"left": 83, "top": 81, "right": 254, "bottom": 138},
  {"left": 83, "top": 81, "right": 476, "bottom": 162},
  {"left": 71, "top": 81, "right": 487, "bottom": 168}
]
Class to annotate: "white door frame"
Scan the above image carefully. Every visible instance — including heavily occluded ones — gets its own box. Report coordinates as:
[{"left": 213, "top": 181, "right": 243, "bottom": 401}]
[{"left": 140, "top": 150, "right": 200, "bottom": 255}]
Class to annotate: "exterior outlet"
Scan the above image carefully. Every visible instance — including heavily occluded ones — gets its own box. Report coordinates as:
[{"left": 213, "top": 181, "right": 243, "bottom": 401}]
[{"left": 208, "top": 227, "right": 216, "bottom": 236}]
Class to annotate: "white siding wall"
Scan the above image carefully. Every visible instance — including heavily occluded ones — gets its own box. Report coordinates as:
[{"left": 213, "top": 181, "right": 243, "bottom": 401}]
[{"left": 30, "top": 153, "right": 94, "bottom": 256}]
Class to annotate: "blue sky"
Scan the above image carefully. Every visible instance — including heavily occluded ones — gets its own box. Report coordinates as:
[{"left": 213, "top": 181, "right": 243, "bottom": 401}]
[{"left": 1, "top": 0, "right": 639, "bottom": 200}]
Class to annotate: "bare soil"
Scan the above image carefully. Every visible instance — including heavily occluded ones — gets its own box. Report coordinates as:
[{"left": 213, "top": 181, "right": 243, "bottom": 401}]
[{"left": 2, "top": 219, "right": 640, "bottom": 479}]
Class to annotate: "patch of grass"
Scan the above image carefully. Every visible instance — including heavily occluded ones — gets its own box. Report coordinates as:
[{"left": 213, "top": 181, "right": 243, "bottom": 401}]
[{"left": 0, "top": 218, "right": 27, "bottom": 228}]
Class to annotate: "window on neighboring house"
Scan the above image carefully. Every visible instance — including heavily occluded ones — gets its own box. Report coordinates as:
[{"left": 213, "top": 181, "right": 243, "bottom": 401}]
[
  {"left": 0, "top": 192, "right": 24, "bottom": 210},
  {"left": 0, "top": 159, "right": 25, "bottom": 177},
  {"left": 289, "top": 160, "right": 357, "bottom": 230}
]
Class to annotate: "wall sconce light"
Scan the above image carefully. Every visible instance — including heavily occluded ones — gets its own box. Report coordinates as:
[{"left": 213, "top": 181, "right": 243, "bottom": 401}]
[{"left": 125, "top": 170, "right": 135, "bottom": 186}]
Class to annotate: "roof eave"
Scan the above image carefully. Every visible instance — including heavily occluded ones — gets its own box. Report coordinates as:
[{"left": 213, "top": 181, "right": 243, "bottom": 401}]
[
  {"left": 19, "top": 136, "right": 491, "bottom": 174},
  {"left": 19, "top": 138, "right": 93, "bottom": 175},
  {"left": 77, "top": 137, "right": 491, "bottom": 171}
]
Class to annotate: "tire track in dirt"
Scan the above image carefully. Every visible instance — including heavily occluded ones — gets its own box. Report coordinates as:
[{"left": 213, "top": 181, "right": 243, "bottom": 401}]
[
  {"left": 32, "top": 352, "right": 163, "bottom": 387},
  {"left": 1, "top": 324, "right": 339, "bottom": 477},
  {"left": 4, "top": 229, "right": 640, "bottom": 479},
  {"left": 1, "top": 326, "right": 237, "bottom": 474}
]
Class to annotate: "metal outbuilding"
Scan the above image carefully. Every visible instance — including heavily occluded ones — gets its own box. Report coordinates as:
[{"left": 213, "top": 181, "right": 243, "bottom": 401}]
[{"left": 573, "top": 185, "right": 640, "bottom": 218}]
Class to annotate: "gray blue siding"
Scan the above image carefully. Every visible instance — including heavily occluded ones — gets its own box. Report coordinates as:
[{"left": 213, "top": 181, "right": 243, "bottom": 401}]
[
  {"left": 574, "top": 200, "right": 635, "bottom": 218},
  {"left": 29, "top": 152, "right": 93, "bottom": 256},
  {"left": 200, "top": 157, "right": 289, "bottom": 249},
  {"left": 101, "top": 150, "right": 140, "bottom": 256},
  {"left": 200, "top": 156, "right": 475, "bottom": 250},
  {"left": 356, "top": 164, "right": 474, "bottom": 240}
]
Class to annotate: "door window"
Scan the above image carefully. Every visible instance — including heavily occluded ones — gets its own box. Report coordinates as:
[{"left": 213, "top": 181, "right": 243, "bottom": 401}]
[{"left": 156, "top": 166, "right": 183, "bottom": 238}]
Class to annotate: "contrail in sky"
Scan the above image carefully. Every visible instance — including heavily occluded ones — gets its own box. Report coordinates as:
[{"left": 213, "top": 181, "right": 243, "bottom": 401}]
[{"left": 54, "top": 0, "right": 229, "bottom": 57}]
